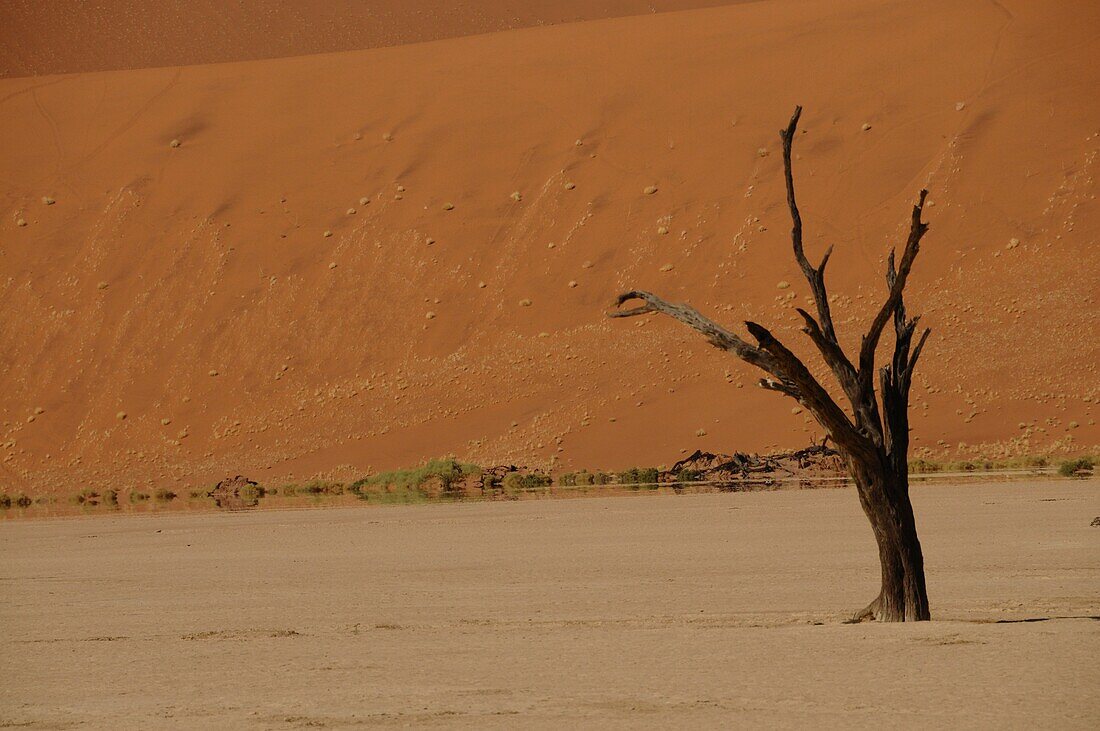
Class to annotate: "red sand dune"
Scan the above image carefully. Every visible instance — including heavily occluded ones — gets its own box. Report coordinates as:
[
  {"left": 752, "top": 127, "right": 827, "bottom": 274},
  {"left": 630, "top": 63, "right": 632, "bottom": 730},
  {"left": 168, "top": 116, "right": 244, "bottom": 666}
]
[
  {"left": 1, "top": 0, "right": 1098, "bottom": 496},
  {"left": 0, "top": 0, "right": 739, "bottom": 78}
]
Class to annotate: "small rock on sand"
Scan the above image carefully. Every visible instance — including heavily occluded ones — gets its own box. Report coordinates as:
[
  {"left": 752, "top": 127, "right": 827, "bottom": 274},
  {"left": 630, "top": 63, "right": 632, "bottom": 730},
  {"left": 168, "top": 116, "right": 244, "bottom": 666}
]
[
  {"left": 660, "top": 264, "right": 674, "bottom": 272},
  {"left": 955, "top": 102, "right": 966, "bottom": 111},
  {"left": 169, "top": 139, "right": 181, "bottom": 148},
  {"left": 323, "top": 230, "right": 333, "bottom": 238},
  {"left": 519, "top": 298, "right": 532, "bottom": 307},
  {"left": 643, "top": 185, "right": 658, "bottom": 195},
  {"left": 425, "top": 312, "right": 436, "bottom": 320},
  {"left": 757, "top": 148, "right": 769, "bottom": 157},
  {"left": 42, "top": 196, "right": 55, "bottom": 205},
  {"left": 116, "top": 411, "right": 127, "bottom": 420},
  {"left": 97, "top": 281, "right": 109, "bottom": 290},
  {"left": 657, "top": 226, "right": 669, "bottom": 235},
  {"left": 359, "top": 197, "right": 370, "bottom": 206},
  {"left": 564, "top": 182, "right": 576, "bottom": 190},
  {"left": 16, "top": 218, "right": 27, "bottom": 227},
  {"left": 442, "top": 202, "right": 455, "bottom": 211},
  {"left": 511, "top": 191, "right": 522, "bottom": 202},
  {"left": 777, "top": 280, "right": 791, "bottom": 290},
  {"left": 861, "top": 123, "right": 872, "bottom": 131}
]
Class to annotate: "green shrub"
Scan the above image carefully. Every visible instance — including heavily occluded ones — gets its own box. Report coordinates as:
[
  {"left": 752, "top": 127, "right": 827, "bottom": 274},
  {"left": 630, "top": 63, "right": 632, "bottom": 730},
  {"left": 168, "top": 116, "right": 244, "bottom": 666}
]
[
  {"left": 593, "top": 472, "right": 612, "bottom": 485},
  {"left": 675, "top": 469, "right": 705, "bottom": 482},
  {"left": 1058, "top": 457, "right": 1094, "bottom": 478},
  {"left": 103, "top": 489, "right": 119, "bottom": 506},
  {"left": 129, "top": 491, "right": 150, "bottom": 503},
  {"left": 558, "top": 473, "right": 577, "bottom": 487},
  {"left": 298, "top": 481, "right": 345, "bottom": 495},
  {"left": 501, "top": 472, "right": 552, "bottom": 495},
  {"left": 154, "top": 489, "right": 177, "bottom": 502},
  {"left": 14, "top": 494, "right": 32, "bottom": 508},
  {"left": 350, "top": 458, "right": 482, "bottom": 500},
  {"left": 618, "top": 467, "right": 659, "bottom": 485},
  {"left": 0, "top": 494, "right": 11, "bottom": 509}
]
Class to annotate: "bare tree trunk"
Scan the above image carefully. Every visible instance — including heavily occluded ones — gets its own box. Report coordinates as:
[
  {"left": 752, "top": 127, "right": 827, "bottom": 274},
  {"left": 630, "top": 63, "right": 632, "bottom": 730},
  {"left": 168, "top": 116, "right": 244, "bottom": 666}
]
[
  {"left": 849, "top": 460, "right": 930, "bottom": 622},
  {"left": 609, "top": 106, "right": 936, "bottom": 621}
]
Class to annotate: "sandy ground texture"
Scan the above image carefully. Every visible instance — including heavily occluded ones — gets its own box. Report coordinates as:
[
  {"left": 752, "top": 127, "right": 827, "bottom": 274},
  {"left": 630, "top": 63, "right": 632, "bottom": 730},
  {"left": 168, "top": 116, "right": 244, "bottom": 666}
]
[
  {"left": 1, "top": 0, "right": 1098, "bottom": 498},
  {"left": 2, "top": 480, "right": 1097, "bottom": 729}
]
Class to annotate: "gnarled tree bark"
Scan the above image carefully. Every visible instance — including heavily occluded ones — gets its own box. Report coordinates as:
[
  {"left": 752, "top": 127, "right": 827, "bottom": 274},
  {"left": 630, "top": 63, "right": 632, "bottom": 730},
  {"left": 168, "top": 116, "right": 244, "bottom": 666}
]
[{"left": 609, "top": 106, "right": 932, "bottom": 621}]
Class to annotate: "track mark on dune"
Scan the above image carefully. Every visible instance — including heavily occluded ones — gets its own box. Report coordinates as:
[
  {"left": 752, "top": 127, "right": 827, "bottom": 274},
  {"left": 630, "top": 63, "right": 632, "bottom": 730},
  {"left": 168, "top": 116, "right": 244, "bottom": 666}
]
[
  {"left": 68, "top": 68, "right": 183, "bottom": 173},
  {"left": 30, "top": 86, "right": 64, "bottom": 177}
]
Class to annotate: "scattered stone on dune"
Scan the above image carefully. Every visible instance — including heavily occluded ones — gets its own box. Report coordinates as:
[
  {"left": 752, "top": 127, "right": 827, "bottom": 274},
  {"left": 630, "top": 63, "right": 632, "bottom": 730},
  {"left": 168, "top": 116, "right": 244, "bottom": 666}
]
[
  {"left": 382, "top": 132, "right": 393, "bottom": 142},
  {"left": 547, "top": 242, "right": 556, "bottom": 249},
  {"left": 575, "top": 139, "right": 583, "bottom": 146},
  {"left": 161, "top": 418, "right": 171, "bottom": 425},
  {"left": 116, "top": 411, "right": 127, "bottom": 420},
  {"left": 757, "top": 147, "right": 769, "bottom": 157},
  {"left": 538, "top": 332, "right": 549, "bottom": 338},
  {"left": 477, "top": 281, "right": 486, "bottom": 288},
  {"left": 34, "top": 407, "right": 44, "bottom": 415},
  {"left": 396, "top": 185, "right": 405, "bottom": 193},
  {"left": 208, "top": 369, "right": 219, "bottom": 377},
  {"left": 519, "top": 298, "right": 533, "bottom": 307},
  {"left": 643, "top": 185, "right": 658, "bottom": 195},
  {"left": 442, "top": 202, "right": 455, "bottom": 211},
  {"left": 564, "top": 182, "right": 576, "bottom": 190},
  {"left": 568, "top": 280, "right": 578, "bottom": 288},
  {"left": 955, "top": 102, "right": 966, "bottom": 111},
  {"left": 660, "top": 263, "right": 674, "bottom": 272},
  {"left": 26, "top": 415, "right": 35, "bottom": 423},
  {"left": 425, "top": 311, "right": 436, "bottom": 320},
  {"left": 169, "top": 138, "right": 181, "bottom": 148},
  {"left": 42, "top": 196, "right": 55, "bottom": 205},
  {"left": 695, "top": 428, "right": 707, "bottom": 437},
  {"left": 426, "top": 237, "right": 435, "bottom": 245},
  {"left": 323, "top": 230, "right": 333, "bottom": 238},
  {"left": 346, "top": 208, "right": 356, "bottom": 215},
  {"left": 791, "top": 407, "right": 803, "bottom": 415},
  {"left": 1007, "top": 238, "right": 1020, "bottom": 249},
  {"left": 16, "top": 218, "right": 27, "bottom": 227},
  {"left": 511, "top": 191, "right": 522, "bottom": 202},
  {"left": 328, "top": 262, "right": 337, "bottom": 269},
  {"left": 582, "top": 260, "right": 593, "bottom": 269},
  {"left": 359, "top": 197, "right": 370, "bottom": 206},
  {"left": 861, "top": 123, "right": 872, "bottom": 131},
  {"left": 657, "top": 226, "right": 669, "bottom": 235},
  {"left": 776, "top": 280, "right": 791, "bottom": 290},
  {"left": 97, "top": 281, "right": 109, "bottom": 290}
]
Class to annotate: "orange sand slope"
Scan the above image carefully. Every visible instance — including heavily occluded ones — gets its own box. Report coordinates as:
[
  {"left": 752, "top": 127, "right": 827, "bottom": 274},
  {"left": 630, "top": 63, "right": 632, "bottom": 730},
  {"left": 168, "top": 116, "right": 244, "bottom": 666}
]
[
  {"left": 1, "top": 0, "right": 1098, "bottom": 496},
  {"left": 0, "top": 0, "right": 739, "bottom": 78}
]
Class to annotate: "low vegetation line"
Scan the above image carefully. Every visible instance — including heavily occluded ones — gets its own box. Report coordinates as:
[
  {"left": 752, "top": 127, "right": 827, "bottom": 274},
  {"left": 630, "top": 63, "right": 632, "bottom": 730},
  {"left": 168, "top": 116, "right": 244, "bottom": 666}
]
[{"left": 1, "top": 454, "right": 1093, "bottom": 515}]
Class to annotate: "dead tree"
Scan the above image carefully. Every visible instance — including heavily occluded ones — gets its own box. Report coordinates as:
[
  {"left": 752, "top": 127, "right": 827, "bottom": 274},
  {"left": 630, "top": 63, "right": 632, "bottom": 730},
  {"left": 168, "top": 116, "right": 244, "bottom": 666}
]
[{"left": 610, "top": 107, "right": 932, "bottom": 621}]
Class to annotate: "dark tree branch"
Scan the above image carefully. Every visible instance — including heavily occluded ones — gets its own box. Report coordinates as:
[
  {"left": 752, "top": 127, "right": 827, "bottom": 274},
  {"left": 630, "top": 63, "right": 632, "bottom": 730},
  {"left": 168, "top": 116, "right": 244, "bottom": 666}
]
[
  {"left": 780, "top": 106, "right": 842, "bottom": 346},
  {"left": 859, "top": 190, "right": 930, "bottom": 383},
  {"left": 609, "top": 291, "right": 776, "bottom": 371}
]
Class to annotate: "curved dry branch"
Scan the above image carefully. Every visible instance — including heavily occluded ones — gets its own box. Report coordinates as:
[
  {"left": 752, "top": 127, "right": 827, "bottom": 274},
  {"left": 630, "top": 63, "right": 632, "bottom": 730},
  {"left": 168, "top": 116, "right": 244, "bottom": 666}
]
[
  {"left": 609, "top": 291, "right": 774, "bottom": 370},
  {"left": 859, "top": 190, "right": 930, "bottom": 382},
  {"left": 780, "top": 106, "right": 841, "bottom": 345}
]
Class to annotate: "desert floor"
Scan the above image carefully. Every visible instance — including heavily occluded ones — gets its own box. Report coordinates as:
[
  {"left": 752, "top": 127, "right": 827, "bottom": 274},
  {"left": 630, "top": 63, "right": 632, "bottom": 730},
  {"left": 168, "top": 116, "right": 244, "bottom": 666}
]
[{"left": 2, "top": 480, "right": 1097, "bottom": 729}]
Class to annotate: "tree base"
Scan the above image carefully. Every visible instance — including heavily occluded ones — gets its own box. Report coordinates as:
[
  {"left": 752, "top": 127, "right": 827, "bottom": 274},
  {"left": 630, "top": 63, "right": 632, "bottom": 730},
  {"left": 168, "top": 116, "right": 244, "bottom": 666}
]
[{"left": 846, "top": 594, "right": 930, "bottom": 623}]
